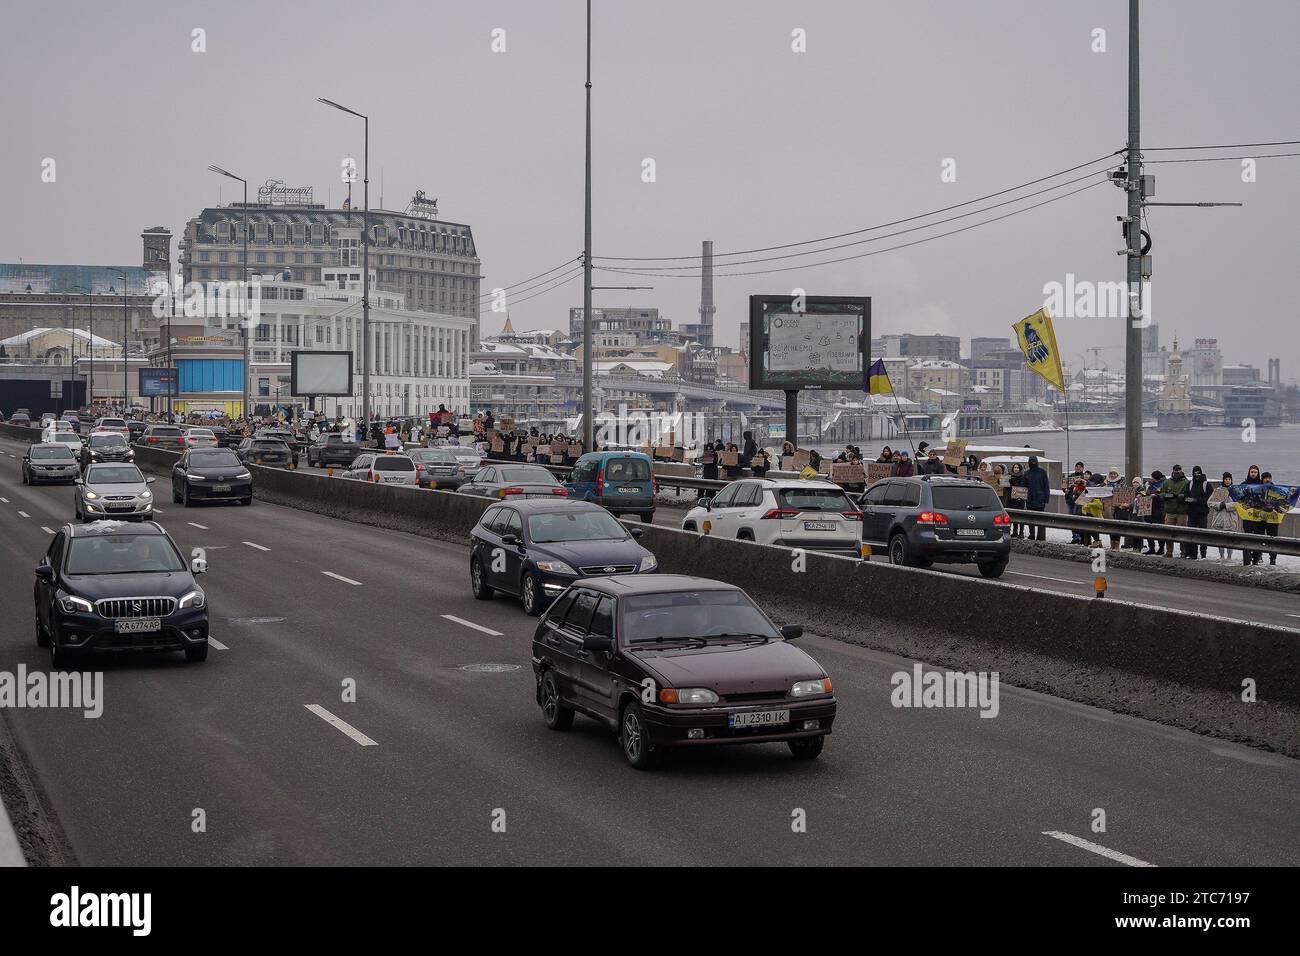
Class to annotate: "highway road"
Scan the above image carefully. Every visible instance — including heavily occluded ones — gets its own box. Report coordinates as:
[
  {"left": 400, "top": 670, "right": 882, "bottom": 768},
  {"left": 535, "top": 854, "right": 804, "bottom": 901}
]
[
  {"left": 649, "top": 498, "right": 1300, "bottom": 628},
  {"left": 0, "top": 434, "right": 1298, "bottom": 865}
]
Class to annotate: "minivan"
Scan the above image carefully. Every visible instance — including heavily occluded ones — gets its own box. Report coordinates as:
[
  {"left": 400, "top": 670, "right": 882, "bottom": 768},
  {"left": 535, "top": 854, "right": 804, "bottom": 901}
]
[{"left": 565, "top": 451, "right": 656, "bottom": 523}]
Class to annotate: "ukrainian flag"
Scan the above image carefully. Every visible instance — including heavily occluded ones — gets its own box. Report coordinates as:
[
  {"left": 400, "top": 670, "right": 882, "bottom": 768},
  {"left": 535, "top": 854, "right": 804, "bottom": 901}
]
[{"left": 865, "top": 359, "right": 892, "bottom": 394}]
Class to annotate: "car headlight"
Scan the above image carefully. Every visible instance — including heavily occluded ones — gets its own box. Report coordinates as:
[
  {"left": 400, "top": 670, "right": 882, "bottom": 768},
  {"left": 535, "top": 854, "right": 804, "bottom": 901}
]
[
  {"left": 83, "top": 490, "right": 99, "bottom": 500},
  {"left": 638, "top": 553, "right": 657, "bottom": 572},
  {"left": 178, "top": 588, "right": 205, "bottom": 609},
  {"left": 236, "top": 472, "right": 251, "bottom": 480},
  {"left": 188, "top": 474, "right": 207, "bottom": 480},
  {"left": 534, "top": 560, "right": 577, "bottom": 576},
  {"left": 790, "top": 678, "right": 832, "bottom": 697},
  {"left": 671, "top": 687, "right": 719, "bottom": 705},
  {"left": 59, "top": 594, "right": 95, "bottom": 614},
  {"left": 141, "top": 490, "right": 152, "bottom": 499}
]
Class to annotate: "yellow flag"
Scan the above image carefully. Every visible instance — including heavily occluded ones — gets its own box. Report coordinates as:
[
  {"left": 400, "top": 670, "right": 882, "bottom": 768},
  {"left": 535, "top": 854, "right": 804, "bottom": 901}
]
[{"left": 1013, "top": 308, "right": 1065, "bottom": 392}]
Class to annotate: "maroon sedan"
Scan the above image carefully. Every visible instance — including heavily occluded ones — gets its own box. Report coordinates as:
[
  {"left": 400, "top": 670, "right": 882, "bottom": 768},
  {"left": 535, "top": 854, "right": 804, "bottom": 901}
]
[{"left": 531, "top": 574, "right": 835, "bottom": 769}]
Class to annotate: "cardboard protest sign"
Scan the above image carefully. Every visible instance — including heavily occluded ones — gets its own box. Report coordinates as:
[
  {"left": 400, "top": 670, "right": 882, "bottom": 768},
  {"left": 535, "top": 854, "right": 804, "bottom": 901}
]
[
  {"left": 1010, "top": 486, "right": 1029, "bottom": 502},
  {"left": 491, "top": 438, "right": 505, "bottom": 453},
  {"left": 1111, "top": 487, "right": 1136, "bottom": 509},
  {"left": 831, "top": 461, "right": 866, "bottom": 484},
  {"left": 942, "top": 439, "right": 969, "bottom": 467},
  {"left": 653, "top": 445, "right": 674, "bottom": 459},
  {"left": 718, "top": 450, "right": 739, "bottom": 467},
  {"left": 1133, "top": 495, "right": 1153, "bottom": 517},
  {"left": 866, "top": 462, "right": 893, "bottom": 484},
  {"left": 792, "top": 449, "right": 812, "bottom": 470}
]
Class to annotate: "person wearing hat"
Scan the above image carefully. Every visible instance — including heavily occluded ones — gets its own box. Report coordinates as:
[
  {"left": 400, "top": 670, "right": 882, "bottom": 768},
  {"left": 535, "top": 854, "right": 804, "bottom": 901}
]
[
  {"left": 1145, "top": 469, "right": 1168, "bottom": 555},
  {"left": 920, "top": 447, "right": 946, "bottom": 476},
  {"left": 1104, "top": 467, "right": 1126, "bottom": 549},
  {"left": 893, "top": 449, "right": 914, "bottom": 477},
  {"left": 1208, "top": 472, "right": 1239, "bottom": 560},
  {"left": 1260, "top": 471, "right": 1283, "bottom": 565},
  {"left": 1024, "top": 455, "right": 1050, "bottom": 540},
  {"left": 1162, "top": 464, "right": 1191, "bottom": 557},
  {"left": 1185, "top": 465, "right": 1211, "bottom": 559}
]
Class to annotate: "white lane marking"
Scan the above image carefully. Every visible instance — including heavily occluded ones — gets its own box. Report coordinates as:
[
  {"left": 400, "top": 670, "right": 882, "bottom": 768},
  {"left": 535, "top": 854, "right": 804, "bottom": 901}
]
[
  {"left": 441, "top": 614, "right": 504, "bottom": 637},
  {"left": 304, "top": 704, "right": 377, "bottom": 746},
  {"left": 17, "top": 511, "right": 30, "bottom": 518},
  {"left": 1042, "top": 831, "right": 1155, "bottom": 867},
  {"left": 1287, "top": 614, "right": 1300, "bottom": 620},
  {"left": 322, "top": 571, "right": 362, "bottom": 586},
  {"left": 41, "top": 526, "right": 54, "bottom": 534},
  {"left": 187, "top": 521, "right": 209, "bottom": 530},
  {"left": 152, "top": 508, "right": 164, "bottom": 514},
  {"left": 243, "top": 541, "right": 270, "bottom": 551},
  {"left": 1008, "top": 570, "right": 1080, "bottom": 586},
  {"left": 207, "top": 636, "right": 229, "bottom": 651},
  {"left": 0, "top": 497, "right": 8, "bottom": 503}
]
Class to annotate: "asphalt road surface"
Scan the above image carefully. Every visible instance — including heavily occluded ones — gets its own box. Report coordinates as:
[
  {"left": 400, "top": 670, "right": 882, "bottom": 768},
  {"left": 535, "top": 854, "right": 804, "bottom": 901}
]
[{"left": 0, "top": 435, "right": 1298, "bottom": 865}]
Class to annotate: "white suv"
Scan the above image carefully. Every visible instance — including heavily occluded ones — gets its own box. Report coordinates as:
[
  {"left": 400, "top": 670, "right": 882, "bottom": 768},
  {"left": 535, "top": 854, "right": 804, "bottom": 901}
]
[
  {"left": 682, "top": 478, "right": 862, "bottom": 555},
  {"left": 41, "top": 423, "right": 83, "bottom": 455},
  {"left": 341, "top": 452, "right": 419, "bottom": 486}
]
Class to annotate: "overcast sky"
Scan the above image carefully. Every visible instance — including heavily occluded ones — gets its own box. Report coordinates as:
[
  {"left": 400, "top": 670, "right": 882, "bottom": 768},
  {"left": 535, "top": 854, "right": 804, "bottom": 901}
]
[{"left": 2, "top": 0, "right": 1297, "bottom": 375}]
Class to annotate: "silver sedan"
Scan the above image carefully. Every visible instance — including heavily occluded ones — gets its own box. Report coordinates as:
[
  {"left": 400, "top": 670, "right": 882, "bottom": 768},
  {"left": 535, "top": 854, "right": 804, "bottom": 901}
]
[{"left": 74, "top": 463, "right": 157, "bottom": 522}]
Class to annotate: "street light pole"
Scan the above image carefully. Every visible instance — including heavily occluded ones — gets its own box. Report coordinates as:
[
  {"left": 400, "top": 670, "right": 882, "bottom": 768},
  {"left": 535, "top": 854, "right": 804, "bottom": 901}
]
[
  {"left": 207, "top": 165, "right": 250, "bottom": 423},
  {"left": 318, "top": 98, "right": 371, "bottom": 435},
  {"left": 582, "top": 0, "right": 594, "bottom": 452},
  {"left": 118, "top": 273, "right": 129, "bottom": 414},
  {"left": 1123, "top": 0, "right": 1143, "bottom": 484}
]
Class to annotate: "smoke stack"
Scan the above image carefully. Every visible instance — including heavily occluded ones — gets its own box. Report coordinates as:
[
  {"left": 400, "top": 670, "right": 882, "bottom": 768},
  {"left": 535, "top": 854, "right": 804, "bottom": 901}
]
[{"left": 698, "top": 240, "right": 715, "bottom": 348}]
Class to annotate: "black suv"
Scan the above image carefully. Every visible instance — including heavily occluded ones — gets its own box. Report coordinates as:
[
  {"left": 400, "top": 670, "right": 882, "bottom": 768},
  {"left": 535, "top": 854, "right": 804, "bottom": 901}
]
[
  {"left": 306, "top": 433, "right": 361, "bottom": 467},
  {"left": 859, "top": 475, "right": 1011, "bottom": 577},
  {"left": 34, "top": 521, "right": 210, "bottom": 667}
]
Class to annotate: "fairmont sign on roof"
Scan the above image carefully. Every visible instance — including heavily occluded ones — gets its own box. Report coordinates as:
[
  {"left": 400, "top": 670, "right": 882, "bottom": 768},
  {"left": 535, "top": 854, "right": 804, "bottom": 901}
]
[
  {"left": 257, "top": 179, "right": 314, "bottom": 206},
  {"left": 405, "top": 190, "right": 439, "bottom": 220}
]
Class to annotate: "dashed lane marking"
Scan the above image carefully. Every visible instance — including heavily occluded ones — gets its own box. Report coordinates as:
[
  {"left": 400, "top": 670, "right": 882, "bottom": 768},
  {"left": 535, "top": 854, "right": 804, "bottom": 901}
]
[
  {"left": 1042, "top": 831, "right": 1155, "bottom": 867},
  {"left": 322, "top": 571, "right": 362, "bottom": 586},
  {"left": 243, "top": 541, "right": 270, "bottom": 551},
  {"left": 41, "top": 526, "right": 54, "bottom": 534},
  {"left": 17, "top": 511, "right": 30, "bottom": 518},
  {"left": 187, "top": 522, "right": 208, "bottom": 530},
  {"left": 207, "top": 636, "right": 229, "bottom": 651},
  {"left": 441, "top": 614, "right": 504, "bottom": 637},
  {"left": 304, "top": 704, "right": 377, "bottom": 747}
]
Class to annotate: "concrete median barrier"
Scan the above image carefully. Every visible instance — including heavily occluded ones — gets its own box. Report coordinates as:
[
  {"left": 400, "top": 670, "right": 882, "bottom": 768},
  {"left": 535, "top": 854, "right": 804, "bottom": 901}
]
[{"left": 126, "top": 446, "right": 1300, "bottom": 711}]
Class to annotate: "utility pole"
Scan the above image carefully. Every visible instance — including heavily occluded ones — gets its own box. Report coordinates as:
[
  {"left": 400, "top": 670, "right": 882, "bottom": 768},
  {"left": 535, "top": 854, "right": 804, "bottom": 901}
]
[
  {"left": 582, "top": 0, "right": 594, "bottom": 452},
  {"left": 1123, "top": 0, "right": 1143, "bottom": 483}
]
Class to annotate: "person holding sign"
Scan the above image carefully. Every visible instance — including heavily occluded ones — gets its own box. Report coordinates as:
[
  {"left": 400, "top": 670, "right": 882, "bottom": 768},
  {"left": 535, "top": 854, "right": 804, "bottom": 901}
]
[
  {"left": 1208, "top": 472, "right": 1238, "bottom": 560},
  {"left": 1005, "top": 462, "right": 1029, "bottom": 538}
]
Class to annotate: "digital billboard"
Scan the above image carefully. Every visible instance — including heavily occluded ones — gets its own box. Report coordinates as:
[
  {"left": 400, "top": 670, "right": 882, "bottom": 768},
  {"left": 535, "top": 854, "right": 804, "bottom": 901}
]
[
  {"left": 139, "top": 367, "right": 179, "bottom": 397},
  {"left": 748, "top": 295, "right": 869, "bottom": 390},
  {"left": 290, "top": 350, "right": 353, "bottom": 397}
]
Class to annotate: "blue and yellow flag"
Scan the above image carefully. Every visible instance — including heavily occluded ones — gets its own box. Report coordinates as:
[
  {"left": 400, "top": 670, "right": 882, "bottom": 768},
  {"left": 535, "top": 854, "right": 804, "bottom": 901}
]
[
  {"left": 865, "top": 358, "right": 892, "bottom": 394},
  {"left": 1013, "top": 308, "right": 1065, "bottom": 392},
  {"left": 1230, "top": 482, "right": 1300, "bottom": 524}
]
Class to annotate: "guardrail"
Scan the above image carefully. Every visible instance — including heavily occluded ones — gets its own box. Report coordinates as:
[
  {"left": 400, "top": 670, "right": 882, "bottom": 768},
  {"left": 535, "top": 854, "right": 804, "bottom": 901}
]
[{"left": 1015, "top": 510, "right": 1300, "bottom": 557}]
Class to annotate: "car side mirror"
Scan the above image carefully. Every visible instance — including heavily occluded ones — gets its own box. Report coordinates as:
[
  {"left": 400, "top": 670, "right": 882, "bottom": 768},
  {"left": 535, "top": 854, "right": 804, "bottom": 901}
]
[
  {"left": 501, "top": 533, "right": 521, "bottom": 546},
  {"left": 583, "top": 635, "right": 614, "bottom": 655},
  {"left": 630, "top": 527, "right": 643, "bottom": 539},
  {"left": 780, "top": 624, "right": 803, "bottom": 641},
  {"left": 191, "top": 557, "right": 208, "bottom": 575},
  {"left": 146, "top": 477, "right": 155, "bottom": 484},
  {"left": 35, "top": 561, "right": 54, "bottom": 581},
  {"left": 704, "top": 497, "right": 712, "bottom": 511}
]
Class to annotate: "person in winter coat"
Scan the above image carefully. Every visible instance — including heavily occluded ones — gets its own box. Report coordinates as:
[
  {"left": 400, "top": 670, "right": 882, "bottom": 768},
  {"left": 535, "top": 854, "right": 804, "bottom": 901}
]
[
  {"left": 1024, "top": 456, "right": 1050, "bottom": 541},
  {"left": 1238, "top": 464, "right": 1265, "bottom": 565},
  {"left": 700, "top": 441, "right": 719, "bottom": 482},
  {"left": 1161, "top": 466, "right": 1191, "bottom": 556},
  {"left": 1261, "top": 471, "right": 1284, "bottom": 565},
  {"left": 1208, "top": 471, "right": 1239, "bottom": 560},
  {"left": 920, "top": 449, "right": 946, "bottom": 475},
  {"left": 741, "top": 431, "right": 758, "bottom": 469},
  {"left": 876, "top": 446, "right": 894, "bottom": 463},
  {"left": 893, "top": 451, "right": 914, "bottom": 477},
  {"left": 1005, "top": 462, "right": 1028, "bottom": 538},
  {"left": 1184, "top": 465, "right": 1211, "bottom": 559},
  {"left": 1145, "top": 470, "right": 1168, "bottom": 555}
]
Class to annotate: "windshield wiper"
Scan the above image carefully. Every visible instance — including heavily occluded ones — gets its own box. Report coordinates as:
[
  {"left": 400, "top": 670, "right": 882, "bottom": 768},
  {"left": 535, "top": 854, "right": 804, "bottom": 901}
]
[
  {"left": 707, "top": 632, "right": 772, "bottom": 643},
  {"left": 629, "top": 635, "right": 708, "bottom": 647}
]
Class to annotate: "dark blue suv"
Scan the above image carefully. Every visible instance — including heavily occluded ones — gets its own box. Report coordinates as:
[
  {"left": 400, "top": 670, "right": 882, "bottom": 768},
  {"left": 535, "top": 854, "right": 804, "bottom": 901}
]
[{"left": 469, "top": 499, "right": 657, "bottom": 615}]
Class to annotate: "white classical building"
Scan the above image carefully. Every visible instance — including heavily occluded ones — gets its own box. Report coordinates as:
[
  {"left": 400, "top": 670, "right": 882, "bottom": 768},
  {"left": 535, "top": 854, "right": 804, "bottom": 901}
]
[{"left": 167, "top": 268, "right": 473, "bottom": 419}]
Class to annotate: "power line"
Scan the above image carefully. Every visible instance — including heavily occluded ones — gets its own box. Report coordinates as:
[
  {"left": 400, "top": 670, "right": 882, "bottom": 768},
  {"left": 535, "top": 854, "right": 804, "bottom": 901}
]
[
  {"left": 1143, "top": 150, "right": 1300, "bottom": 164},
  {"left": 477, "top": 268, "right": 582, "bottom": 316},
  {"left": 1143, "top": 139, "right": 1300, "bottom": 151},
  {"left": 594, "top": 178, "right": 1108, "bottom": 280},
  {"left": 594, "top": 150, "right": 1122, "bottom": 262},
  {"left": 477, "top": 257, "right": 581, "bottom": 299},
  {"left": 599, "top": 166, "right": 1118, "bottom": 274},
  {"left": 479, "top": 262, "right": 585, "bottom": 302}
]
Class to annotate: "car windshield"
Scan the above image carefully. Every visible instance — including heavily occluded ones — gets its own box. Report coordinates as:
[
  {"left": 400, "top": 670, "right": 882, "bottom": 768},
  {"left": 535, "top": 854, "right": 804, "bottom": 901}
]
[
  {"left": 86, "top": 466, "right": 144, "bottom": 484},
  {"left": 528, "top": 510, "right": 628, "bottom": 543},
  {"left": 251, "top": 441, "right": 288, "bottom": 451},
  {"left": 90, "top": 435, "right": 127, "bottom": 448},
  {"left": 31, "top": 446, "right": 74, "bottom": 460},
  {"left": 410, "top": 449, "right": 456, "bottom": 462},
  {"left": 622, "top": 590, "right": 779, "bottom": 643},
  {"left": 604, "top": 458, "right": 650, "bottom": 481},
  {"left": 500, "top": 466, "right": 557, "bottom": 484},
  {"left": 190, "top": 451, "right": 241, "bottom": 468},
  {"left": 100, "top": 420, "right": 125, "bottom": 427},
  {"left": 931, "top": 485, "right": 1004, "bottom": 512},
  {"left": 189, "top": 429, "right": 215, "bottom": 438},
  {"left": 325, "top": 435, "right": 353, "bottom": 444},
  {"left": 374, "top": 456, "right": 414, "bottom": 471},
  {"left": 149, "top": 427, "right": 182, "bottom": 437},
  {"left": 65, "top": 534, "right": 186, "bottom": 574},
  {"left": 776, "top": 488, "right": 857, "bottom": 512}
]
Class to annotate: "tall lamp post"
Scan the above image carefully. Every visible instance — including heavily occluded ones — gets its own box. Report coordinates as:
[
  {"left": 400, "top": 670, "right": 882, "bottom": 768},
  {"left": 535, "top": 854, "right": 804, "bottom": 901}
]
[
  {"left": 71, "top": 285, "right": 93, "bottom": 408},
  {"left": 207, "top": 165, "right": 250, "bottom": 421},
  {"left": 317, "top": 97, "right": 370, "bottom": 433},
  {"left": 581, "top": 0, "right": 594, "bottom": 452},
  {"left": 116, "top": 273, "right": 129, "bottom": 413}
]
